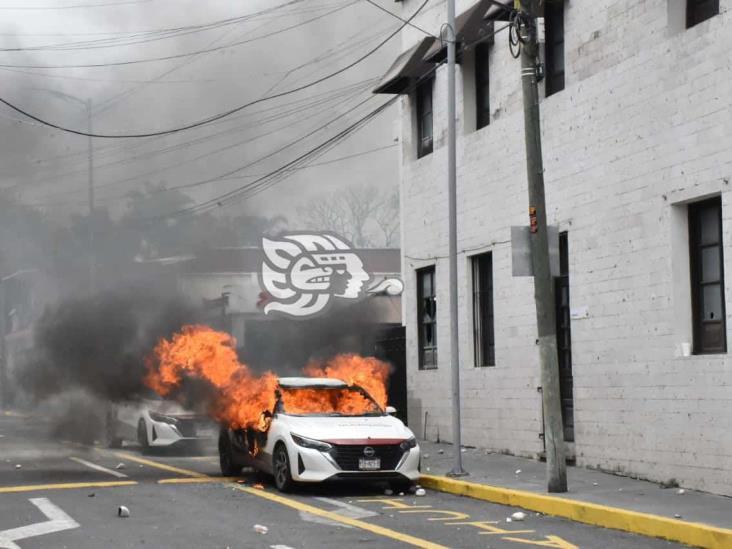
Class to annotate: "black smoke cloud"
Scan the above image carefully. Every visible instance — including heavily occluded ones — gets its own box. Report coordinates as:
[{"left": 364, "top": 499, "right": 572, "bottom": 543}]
[{"left": 16, "top": 287, "right": 199, "bottom": 404}]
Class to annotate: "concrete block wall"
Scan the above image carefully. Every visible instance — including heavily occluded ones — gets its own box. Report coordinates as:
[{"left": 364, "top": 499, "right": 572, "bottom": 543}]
[{"left": 396, "top": 0, "right": 732, "bottom": 494}]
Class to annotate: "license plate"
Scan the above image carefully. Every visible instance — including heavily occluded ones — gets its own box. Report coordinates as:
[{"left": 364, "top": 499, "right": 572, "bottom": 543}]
[{"left": 359, "top": 458, "right": 381, "bottom": 470}]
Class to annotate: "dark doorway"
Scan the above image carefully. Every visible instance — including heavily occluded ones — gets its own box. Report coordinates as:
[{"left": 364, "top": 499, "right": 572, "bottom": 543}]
[
  {"left": 555, "top": 232, "right": 575, "bottom": 442},
  {"left": 374, "top": 326, "right": 408, "bottom": 425}
]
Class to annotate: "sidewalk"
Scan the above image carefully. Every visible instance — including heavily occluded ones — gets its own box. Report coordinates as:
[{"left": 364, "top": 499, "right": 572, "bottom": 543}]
[{"left": 417, "top": 440, "right": 732, "bottom": 548}]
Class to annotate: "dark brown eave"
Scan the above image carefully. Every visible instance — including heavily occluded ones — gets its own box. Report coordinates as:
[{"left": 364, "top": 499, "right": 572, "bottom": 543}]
[
  {"left": 423, "top": 0, "right": 496, "bottom": 64},
  {"left": 372, "top": 37, "right": 436, "bottom": 94}
]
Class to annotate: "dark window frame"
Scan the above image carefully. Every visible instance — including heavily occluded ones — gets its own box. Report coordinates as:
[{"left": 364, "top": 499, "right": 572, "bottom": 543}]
[
  {"left": 475, "top": 41, "right": 491, "bottom": 130},
  {"left": 417, "top": 266, "right": 438, "bottom": 369},
  {"left": 416, "top": 78, "right": 434, "bottom": 158},
  {"left": 689, "top": 197, "right": 727, "bottom": 354},
  {"left": 544, "top": 0, "right": 565, "bottom": 97},
  {"left": 686, "top": 0, "right": 719, "bottom": 28},
  {"left": 472, "top": 252, "right": 495, "bottom": 367}
]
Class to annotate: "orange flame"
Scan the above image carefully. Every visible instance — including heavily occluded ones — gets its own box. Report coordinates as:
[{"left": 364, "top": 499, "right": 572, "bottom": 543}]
[{"left": 144, "top": 325, "right": 391, "bottom": 431}]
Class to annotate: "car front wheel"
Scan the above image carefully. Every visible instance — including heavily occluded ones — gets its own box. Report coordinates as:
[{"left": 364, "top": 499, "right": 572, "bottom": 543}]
[
  {"left": 273, "top": 443, "right": 294, "bottom": 492},
  {"left": 219, "top": 431, "right": 241, "bottom": 477}
]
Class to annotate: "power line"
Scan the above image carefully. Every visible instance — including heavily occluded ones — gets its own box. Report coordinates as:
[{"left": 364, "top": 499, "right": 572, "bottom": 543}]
[
  {"left": 0, "top": 0, "right": 151, "bottom": 9},
  {"left": 13, "top": 78, "right": 375, "bottom": 189},
  {"left": 28, "top": 79, "right": 375, "bottom": 199},
  {"left": 364, "top": 0, "right": 435, "bottom": 37},
  {"left": 0, "top": 1, "right": 354, "bottom": 65},
  {"left": 0, "top": 0, "right": 329, "bottom": 52},
  {"left": 0, "top": 0, "right": 429, "bottom": 139}
]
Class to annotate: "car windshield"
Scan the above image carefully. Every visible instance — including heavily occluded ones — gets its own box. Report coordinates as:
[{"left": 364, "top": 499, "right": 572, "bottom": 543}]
[{"left": 278, "top": 386, "right": 383, "bottom": 417}]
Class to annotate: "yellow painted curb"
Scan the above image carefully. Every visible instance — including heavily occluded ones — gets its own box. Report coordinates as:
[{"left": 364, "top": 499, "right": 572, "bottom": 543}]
[{"left": 420, "top": 475, "right": 732, "bottom": 549}]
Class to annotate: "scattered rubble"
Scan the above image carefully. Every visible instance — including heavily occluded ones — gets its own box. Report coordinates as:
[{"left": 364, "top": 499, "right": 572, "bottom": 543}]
[
  {"left": 253, "top": 524, "right": 268, "bottom": 534},
  {"left": 514, "top": 469, "right": 521, "bottom": 475},
  {"left": 676, "top": 489, "right": 685, "bottom": 495},
  {"left": 415, "top": 488, "right": 426, "bottom": 497},
  {"left": 15, "top": 464, "right": 22, "bottom": 469},
  {"left": 115, "top": 463, "right": 125, "bottom": 470},
  {"left": 88, "top": 493, "right": 95, "bottom": 498},
  {"left": 511, "top": 512, "right": 526, "bottom": 521},
  {"left": 253, "top": 483, "right": 265, "bottom": 490},
  {"left": 117, "top": 506, "right": 130, "bottom": 518},
  {"left": 423, "top": 454, "right": 430, "bottom": 459},
  {"left": 674, "top": 514, "right": 682, "bottom": 519},
  {"left": 506, "top": 517, "right": 512, "bottom": 523},
  {"left": 398, "top": 492, "right": 405, "bottom": 496},
  {"left": 438, "top": 449, "right": 444, "bottom": 455},
  {"left": 592, "top": 482, "right": 598, "bottom": 486}
]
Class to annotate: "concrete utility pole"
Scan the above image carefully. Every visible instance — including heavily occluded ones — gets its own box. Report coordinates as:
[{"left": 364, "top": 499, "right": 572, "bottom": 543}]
[
  {"left": 517, "top": 0, "right": 567, "bottom": 492},
  {"left": 446, "top": 0, "right": 467, "bottom": 477},
  {"left": 87, "top": 99, "right": 96, "bottom": 294}
]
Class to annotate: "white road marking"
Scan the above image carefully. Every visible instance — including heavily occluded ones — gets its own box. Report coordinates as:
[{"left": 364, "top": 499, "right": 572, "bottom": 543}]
[
  {"left": 0, "top": 497, "right": 79, "bottom": 549},
  {"left": 299, "top": 497, "right": 378, "bottom": 529},
  {"left": 313, "top": 497, "right": 379, "bottom": 519},
  {"left": 270, "top": 546, "right": 296, "bottom": 549},
  {"left": 69, "top": 456, "right": 128, "bottom": 478}
]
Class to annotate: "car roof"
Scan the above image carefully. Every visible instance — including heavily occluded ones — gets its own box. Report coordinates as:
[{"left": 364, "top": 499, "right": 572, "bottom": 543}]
[{"left": 278, "top": 377, "right": 348, "bottom": 389}]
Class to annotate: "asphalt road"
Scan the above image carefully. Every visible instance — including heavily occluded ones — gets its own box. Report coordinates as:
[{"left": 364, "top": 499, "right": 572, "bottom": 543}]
[{"left": 0, "top": 413, "right": 687, "bottom": 549}]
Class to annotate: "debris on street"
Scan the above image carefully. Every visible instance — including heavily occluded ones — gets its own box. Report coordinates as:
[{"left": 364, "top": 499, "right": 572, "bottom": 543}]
[
  {"left": 253, "top": 524, "right": 269, "bottom": 534},
  {"left": 415, "top": 488, "right": 426, "bottom": 497},
  {"left": 253, "top": 483, "right": 265, "bottom": 490},
  {"left": 14, "top": 464, "right": 22, "bottom": 469},
  {"left": 115, "top": 463, "right": 125, "bottom": 470},
  {"left": 511, "top": 512, "right": 526, "bottom": 521},
  {"left": 677, "top": 489, "right": 685, "bottom": 495},
  {"left": 118, "top": 506, "right": 130, "bottom": 518},
  {"left": 515, "top": 469, "right": 521, "bottom": 474}
]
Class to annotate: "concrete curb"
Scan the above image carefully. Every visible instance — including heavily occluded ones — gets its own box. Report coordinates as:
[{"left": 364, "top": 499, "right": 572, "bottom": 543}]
[{"left": 419, "top": 474, "right": 732, "bottom": 549}]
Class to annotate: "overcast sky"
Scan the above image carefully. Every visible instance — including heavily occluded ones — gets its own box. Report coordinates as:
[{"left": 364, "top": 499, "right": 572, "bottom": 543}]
[{"left": 0, "top": 0, "right": 402, "bottom": 223}]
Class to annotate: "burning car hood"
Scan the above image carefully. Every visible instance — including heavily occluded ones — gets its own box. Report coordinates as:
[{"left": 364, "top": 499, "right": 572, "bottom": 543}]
[{"left": 279, "top": 414, "right": 414, "bottom": 443}]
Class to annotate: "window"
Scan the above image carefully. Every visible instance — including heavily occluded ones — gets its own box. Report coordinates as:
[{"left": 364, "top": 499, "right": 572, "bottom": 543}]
[
  {"left": 689, "top": 197, "right": 726, "bottom": 354},
  {"left": 475, "top": 42, "right": 490, "bottom": 130},
  {"left": 544, "top": 0, "right": 565, "bottom": 97},
  {"left": 472, "top": 253, "right": 495, "bottom": 366},
  {"left": 416, "top": 79, "right": 433, "bottom": 158},
  {"left": 417, "top": 267, "right": 437, "bottom": 369},
  {"left": 687, "top": 0, "right": 719, "bottom": 28}
]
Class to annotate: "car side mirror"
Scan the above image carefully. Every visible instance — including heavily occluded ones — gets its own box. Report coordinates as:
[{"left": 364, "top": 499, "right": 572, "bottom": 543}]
[{"left": 385, "top": 406, "right": 397, "bottom": 415}]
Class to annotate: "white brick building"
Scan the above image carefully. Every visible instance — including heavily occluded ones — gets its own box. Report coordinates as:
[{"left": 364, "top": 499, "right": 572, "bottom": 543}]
[{"left": 379, "top": 0, "right": 732, "bottom": 496}]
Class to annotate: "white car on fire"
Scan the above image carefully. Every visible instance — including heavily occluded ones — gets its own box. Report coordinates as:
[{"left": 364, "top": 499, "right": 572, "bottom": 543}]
[{"left": 218, "top": 377, "right": 420, "bottom": 492}]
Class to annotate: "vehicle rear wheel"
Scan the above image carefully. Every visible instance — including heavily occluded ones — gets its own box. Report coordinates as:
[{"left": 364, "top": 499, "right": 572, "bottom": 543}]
[
  {"left": 219, "top": 432, "right": 241, "bottom": 477},
  {"left": 137, "top": 419, "right": 150, "bottom": 453},
  {"left": 273, "top": 443, "right": 294, "bottom": 492}
]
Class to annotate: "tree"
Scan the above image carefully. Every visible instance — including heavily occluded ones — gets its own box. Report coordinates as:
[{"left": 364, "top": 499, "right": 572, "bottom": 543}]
[{"left": 298, "top": 184, "right": 399, "bottom": 248}]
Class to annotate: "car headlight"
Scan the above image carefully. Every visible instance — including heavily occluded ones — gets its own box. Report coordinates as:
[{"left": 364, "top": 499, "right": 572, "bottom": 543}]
[
  {"left": 149, "top": 411, "right": 179, "bottom": 426},
  {"left": 400, "top": 437, "right": 417, "bottom": 451},
  {"left": 290, "top": 433, "right": 332, "bottom": 452}
]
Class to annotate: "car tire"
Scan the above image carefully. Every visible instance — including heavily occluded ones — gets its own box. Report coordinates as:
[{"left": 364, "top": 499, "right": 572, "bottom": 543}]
[
  {"left": 389, "top": 479, "right": 415, "bottom": 494},
  {"left": 272, "top": 442, "right": 294, "bottom": 493},
  {"left": 219, "top": 431, "right": 242, "bottom": 477},
  {"left": 137, "top": 419, "right": 150, "bottom": 453}
]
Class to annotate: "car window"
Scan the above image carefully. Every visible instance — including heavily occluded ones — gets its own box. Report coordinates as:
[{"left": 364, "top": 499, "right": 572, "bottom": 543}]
[{"left": 279, "top": 386, "right": 383, "bottom": 417}]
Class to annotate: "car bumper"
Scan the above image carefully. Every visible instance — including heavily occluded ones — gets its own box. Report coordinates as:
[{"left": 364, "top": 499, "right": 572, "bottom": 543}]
[{"left": 289, "top": 444, "right": 421, "bottom": 483}]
